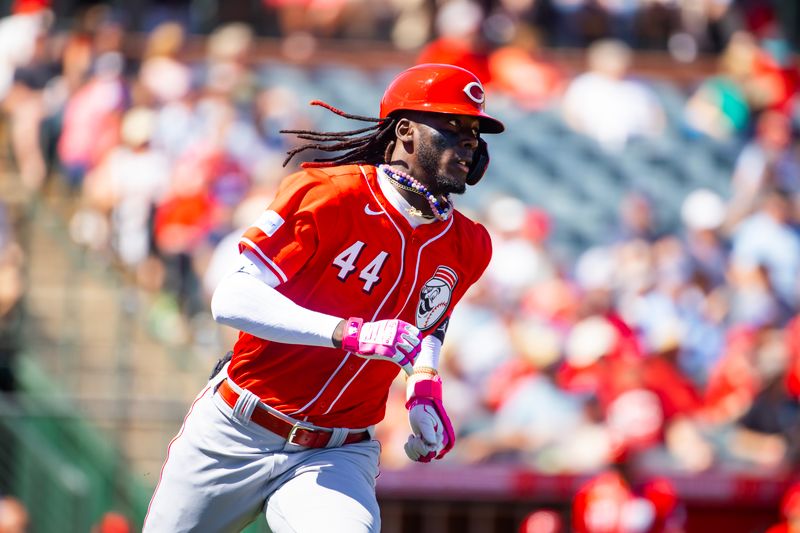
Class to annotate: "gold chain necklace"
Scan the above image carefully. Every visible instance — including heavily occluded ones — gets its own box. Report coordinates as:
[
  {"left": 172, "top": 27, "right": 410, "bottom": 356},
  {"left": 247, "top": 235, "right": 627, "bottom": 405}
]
[{"left": 382, "top": 169, "right": 445, "bottom": 220}]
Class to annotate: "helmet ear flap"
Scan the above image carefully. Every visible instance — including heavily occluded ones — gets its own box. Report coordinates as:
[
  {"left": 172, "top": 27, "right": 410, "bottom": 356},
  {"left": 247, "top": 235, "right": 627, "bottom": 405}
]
[{"left": 466, "top": 138, "right": 489, "bottom": 186}]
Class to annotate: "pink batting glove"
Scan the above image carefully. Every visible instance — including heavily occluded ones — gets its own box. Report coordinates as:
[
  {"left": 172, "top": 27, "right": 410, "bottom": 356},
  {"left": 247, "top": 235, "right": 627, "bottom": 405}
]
[
  {"left": 341, "top": 318, "right": 422, "bottom": 375},
  {"left": 404, "top": 374, "right": 455, "bottom": 462}
]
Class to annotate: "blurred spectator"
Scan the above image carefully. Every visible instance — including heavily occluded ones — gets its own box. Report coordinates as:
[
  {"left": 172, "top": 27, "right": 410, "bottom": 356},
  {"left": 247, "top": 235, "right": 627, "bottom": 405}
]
[
  {"left": 572, "top": 465, "right": 685, "bottom": 533},
  {"left": 263, "top": 0, "right": 352, "bottom": 40},
  {"left": 562, "top": 39, "right": 665, "bottom": 152},
  {"left": 149, "top": 89, "right": 194, "bottom": 163},
  {"left": 641, "top": 335, "right": 703, "bottom": 422},
  {"left": 201, "top": 191, "right": 275, "bottom": 303},
  {"left": 487, "top": 26, "right": 567, "bottom": 110},
  {"left": 56, "top": 9, "right": 98, "bottom": 99},
  {"left": 199, "top": 190, "right": 276, "bottom": 349},
  {"left": 456, "top": 319, "right": 593, "bottom": 468},
  {"left": 0, "top": 0, "right": 52, "bottom": 101},
  {"left": 57, "top": 51, "right": 127, "bottom": 190},
  {"left": 699, "top": 325, "right": 763, "bottom": 426},
  {"left": 615, "top": 192, "right": 661, "bottom": 243},
  {"left": 680, "top": 189, "right": 728, "bottom": 288},
  {"left": 91, "top": 511, "right": 131, "bottom": 533},
  {"left": 2, "top": 9, "right": 54, "bottom": 191},
  {"left": 675, "top": 189, "right": 728, "bottom": 384},
  {"left": 681, "top": 324, "right": 797, "bottom": 472},
  {"left": 519, "top": 509, "right": 564, "bottom": 533},
  {"left": 138, "top": 22, "right": 191, "bottom": 106},
  {"left": 767, "top": 481, "right": 800, "bottom": 533},
  {"left": 683, "top": 32, "right": 754, "bottom": 141},
  {"left": 729, "top": 187, "right": 800, "bottom": 316},
  {"left": 0, "top": 496, "right": 28, "bottom": 533},
  {"left": 443, "top": 291, "right": 515, "bottom": 395},
  {"left": 636, "top": 1, "right": 681, "bottom": 52},
  {"left": 727, "top": 110, "right": 800, "bottom": 228},
  {"left": 139, "top": 0, "right": 192, "bottom": 33},
  {"left": 153, "top": 176, "right": 220, "bottom": 319},
  {"left": 484, "top": 196, "right": 556, "bottom": 309},
  {"left": 550, "top": 314, "right": 658, "bottom": 469},
  {"left": 748, "top": 36, "right": 800, "bottom": 116},
  {"left": 669, "top": 1, "right": 739, "bottom": 58},
  {"left": 223, "top": 86, "right": 303, "bottom": 184},
  {"left": 205, "top": 22, "right": 256, "bottom": 105},
  {"left": 725, "top": 326, "right": 800, "bottom": 470},
  {"left": 602, "top": 0, "right": 641, "bottom": 47},
  {"left": 549, "top": 0, "right": 610, "bottom": 48},
  {"left": 81, "top": 107, "right": 170, "bottom": 269},
  {"left": 416, "top": 0, "right": 491, "bottom": 84}
]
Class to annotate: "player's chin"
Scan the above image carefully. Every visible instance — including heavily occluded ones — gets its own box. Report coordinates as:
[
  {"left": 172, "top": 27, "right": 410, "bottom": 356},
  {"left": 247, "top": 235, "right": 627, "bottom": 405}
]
[
  {"left": 436, "top": 172, "right": 467, "bottom": 195},
  {"left": 438, "top": 181, "right": 466, "bottom": 196}
]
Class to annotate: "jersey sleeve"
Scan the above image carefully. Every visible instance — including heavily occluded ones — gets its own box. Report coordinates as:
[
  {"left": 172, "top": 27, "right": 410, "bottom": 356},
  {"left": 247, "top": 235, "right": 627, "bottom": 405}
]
[
  {"left": 425, "top": 221, "right": 492, "bottom": 336},
  {"left": 238, "top": 169, "right": 340, "bottom": 284},
  {"left": 470, "top": 222, "right": 493, "bottom": 285}
]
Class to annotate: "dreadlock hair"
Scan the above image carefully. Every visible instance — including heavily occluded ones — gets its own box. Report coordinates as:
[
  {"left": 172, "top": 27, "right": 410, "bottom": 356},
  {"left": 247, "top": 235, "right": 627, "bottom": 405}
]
[{"left": 281, "top": 100, "right": 398, "bottom": 169}]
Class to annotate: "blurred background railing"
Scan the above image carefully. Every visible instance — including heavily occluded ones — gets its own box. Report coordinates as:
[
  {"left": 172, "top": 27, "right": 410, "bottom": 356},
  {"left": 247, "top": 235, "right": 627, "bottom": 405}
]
[{"left": 0, "top": 0, "right": 799, "bottom": 532}]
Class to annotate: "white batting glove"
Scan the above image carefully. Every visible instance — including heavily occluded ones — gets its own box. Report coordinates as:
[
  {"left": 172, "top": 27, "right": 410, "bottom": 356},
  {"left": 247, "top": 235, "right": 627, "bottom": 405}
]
[
  {"left": 405, "top": 403, "right": 446, "bottom": 461},
  {"left": 404, "top": 373, "right": 455, "bottom": 462},
  {"left": 341, "top": 317, "right": 422, "bottom": 375}
]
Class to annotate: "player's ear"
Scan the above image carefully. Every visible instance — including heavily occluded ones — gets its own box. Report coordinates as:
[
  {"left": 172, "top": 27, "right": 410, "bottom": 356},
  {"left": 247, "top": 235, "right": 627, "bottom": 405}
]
[{"left": 395, "top": 118, "right": 414, "bottom": 143}]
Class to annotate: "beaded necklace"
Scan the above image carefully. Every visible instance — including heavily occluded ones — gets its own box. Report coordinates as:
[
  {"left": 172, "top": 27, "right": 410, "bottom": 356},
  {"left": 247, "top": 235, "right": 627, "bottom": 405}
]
[{"left": 379, "top": 164, "right": 453, "bottom": 221}]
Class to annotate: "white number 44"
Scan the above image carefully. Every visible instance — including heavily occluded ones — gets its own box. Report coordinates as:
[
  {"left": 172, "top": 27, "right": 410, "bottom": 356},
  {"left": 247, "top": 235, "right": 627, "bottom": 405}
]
[{"left": 332, "top": 241, "right": 388, "bottom": 293}]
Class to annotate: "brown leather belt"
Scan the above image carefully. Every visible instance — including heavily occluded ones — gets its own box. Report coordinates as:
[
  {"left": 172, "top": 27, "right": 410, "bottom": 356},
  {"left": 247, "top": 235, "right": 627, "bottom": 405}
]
[{"left": 217, "top": 379, "right": 370, "bottom": 448}]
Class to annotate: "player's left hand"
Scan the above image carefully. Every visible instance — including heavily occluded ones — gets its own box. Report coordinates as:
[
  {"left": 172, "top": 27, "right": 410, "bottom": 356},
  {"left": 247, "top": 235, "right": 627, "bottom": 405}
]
[
  {"left": 405, "top": 403, "right": 447, "bottom": 462},
  {"left": 404, "top": 373, "right": 455, "bottom": 462}
]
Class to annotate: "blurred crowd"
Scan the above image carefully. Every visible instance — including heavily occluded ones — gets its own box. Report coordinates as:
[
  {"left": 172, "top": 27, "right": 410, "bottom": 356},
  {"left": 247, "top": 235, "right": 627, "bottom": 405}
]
[
  {"left": 0, "top": 0, "right": 799, "bottom": 502},
  {"left": 35, "top": 0, "right": 799, "bottom": 59},
  {"left": 516, "top": 476, "right": 800, "bottom": 532}
]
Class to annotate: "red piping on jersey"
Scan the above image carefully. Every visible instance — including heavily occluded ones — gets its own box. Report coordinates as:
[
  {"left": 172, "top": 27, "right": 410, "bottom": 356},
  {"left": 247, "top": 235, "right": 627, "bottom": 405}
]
[
  {"left": 240, "top": 236, "right": 289, "bottom": 283},
  {"left": 288, "top": 351, "right": 352, "bottom": 416},
  {"left": 289, "top": 165, "right": 408, "bottom": 417},
  {"left": 320, "top": 166, "right": 453, "bottom": 416},
  {"left": 393, "top": 216, "right": 454, "bottom": 330}
]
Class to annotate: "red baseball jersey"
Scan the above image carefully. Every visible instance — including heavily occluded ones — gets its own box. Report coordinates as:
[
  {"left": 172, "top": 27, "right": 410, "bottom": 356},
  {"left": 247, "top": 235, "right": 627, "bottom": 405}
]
[{"left": 230, "top": 164, "right": 492, "bottom": 428}]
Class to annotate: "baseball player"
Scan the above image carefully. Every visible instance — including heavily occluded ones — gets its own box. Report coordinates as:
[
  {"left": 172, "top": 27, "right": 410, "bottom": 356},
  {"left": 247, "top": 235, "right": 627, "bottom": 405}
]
[{"left": 144, "top": 63, "right": 504, "bottom": 532}]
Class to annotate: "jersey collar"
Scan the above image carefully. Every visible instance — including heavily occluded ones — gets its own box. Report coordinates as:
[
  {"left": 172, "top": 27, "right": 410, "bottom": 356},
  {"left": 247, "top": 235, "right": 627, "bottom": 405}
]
[{"left": 376, "top": 166, "right": 451, "bottom": 228}]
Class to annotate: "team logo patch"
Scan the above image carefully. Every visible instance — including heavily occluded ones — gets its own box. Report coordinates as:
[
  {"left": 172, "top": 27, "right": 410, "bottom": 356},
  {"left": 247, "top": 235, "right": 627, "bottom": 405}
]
[
  {"left": 254, "top": 210, "right": 284, "bottom": 237},
  {"left": 416, "top": 266, "right": 458, "bottom": 330},
  {"left": 463, "top": 82, "right": 485, "bottom": 105}
]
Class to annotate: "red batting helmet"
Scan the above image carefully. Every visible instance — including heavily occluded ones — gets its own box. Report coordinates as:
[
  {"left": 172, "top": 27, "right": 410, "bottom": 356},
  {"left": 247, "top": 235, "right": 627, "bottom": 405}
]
[{"left": 380, "top": 64, "right": 505, "bottom": 134}]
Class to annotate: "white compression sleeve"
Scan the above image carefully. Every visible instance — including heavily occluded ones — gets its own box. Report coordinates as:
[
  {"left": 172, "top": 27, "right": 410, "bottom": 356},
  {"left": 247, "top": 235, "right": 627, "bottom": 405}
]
[
  {"left": 414, "top": 335, "right": 442, "bottom": 370},
  {"left": 210, "top": 250, "right": 343, "bottom": 347}
]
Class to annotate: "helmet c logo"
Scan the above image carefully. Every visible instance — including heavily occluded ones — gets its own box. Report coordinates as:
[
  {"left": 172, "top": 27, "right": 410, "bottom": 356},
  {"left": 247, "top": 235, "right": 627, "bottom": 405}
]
[{"left": 463, "top": 82, "right": 485, "bottom": 105}]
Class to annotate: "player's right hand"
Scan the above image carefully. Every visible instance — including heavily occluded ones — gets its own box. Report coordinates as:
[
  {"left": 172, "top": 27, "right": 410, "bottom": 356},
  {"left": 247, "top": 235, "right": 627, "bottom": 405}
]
[{"left": 341, "top": 318, "right": 421, "bottom": 375}]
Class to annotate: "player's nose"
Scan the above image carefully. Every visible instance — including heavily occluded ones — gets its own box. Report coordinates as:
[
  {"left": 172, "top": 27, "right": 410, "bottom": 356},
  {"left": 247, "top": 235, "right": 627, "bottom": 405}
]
[{"left": 460, "top": 134, "right": 479, "bottom": 151}]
